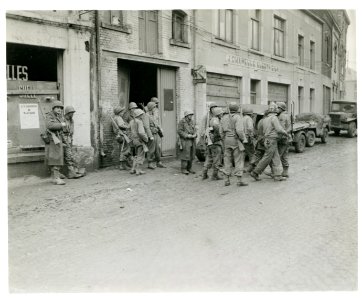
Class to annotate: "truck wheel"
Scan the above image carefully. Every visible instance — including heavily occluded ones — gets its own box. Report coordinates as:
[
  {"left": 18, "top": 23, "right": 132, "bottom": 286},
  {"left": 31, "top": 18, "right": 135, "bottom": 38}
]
[
  {"left": 321, "top": 128, "right": 328, "bottom": 143},
  {"left": 334, "top": 129, "right": 340, "bottom": 136},
  {"left": 294, "top": 132, "right": 306, "bottom": 153},
  {"left": 306, "top": 131, "right": 316, "bottom": 147},
  {"left": 347, "top": 122, "right": 357, "bottom": 138}
]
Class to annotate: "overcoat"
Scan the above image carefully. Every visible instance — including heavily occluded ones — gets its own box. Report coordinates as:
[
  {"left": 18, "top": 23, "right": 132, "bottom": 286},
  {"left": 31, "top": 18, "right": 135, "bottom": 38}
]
[
  {"left": 45, "top": 111, "right": 65, "bottom": 166},
  {"left": 178, "top": 118, "right": 197, "bottom": 161}
]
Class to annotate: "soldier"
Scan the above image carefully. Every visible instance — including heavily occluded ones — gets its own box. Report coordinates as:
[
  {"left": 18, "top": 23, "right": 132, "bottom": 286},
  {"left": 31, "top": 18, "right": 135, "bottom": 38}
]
[
  {"left": 242, "top": 108, "right": 255, "bottom": 172},
  {"left": 200, "top": 102, "right": 218, "bottom": 138},
  {"left": 250, "top": 102, "right": 288, "bottom": 182},
  {"left": 146, "top": 101, "right": 166, "bottom": 169},
  {"left": 178, "top": 111, "right": 197, "bottom": 175},
  {"left": 63, "top": 106, "right": 85, "bottom": 179},
  {"left": 150, "top": 97, "right": 161, "bottom": 126},
  {"left": 45, "top": 101, "right": 67, "bottom": 185},
  {"left": 129, "top": 109, "right": 149, "bottom": 175},
  {"left": 221, "top": 103, "right": 248, "bottom": 187},
  {"left": 112, "top": 106, "right": 132, "bottom": 171},
  {"left": 276, "top": 102, "right": 292, "bottom": 177},
  {"left": 201, "top": 107, "right": 224, "bottom": 180}
]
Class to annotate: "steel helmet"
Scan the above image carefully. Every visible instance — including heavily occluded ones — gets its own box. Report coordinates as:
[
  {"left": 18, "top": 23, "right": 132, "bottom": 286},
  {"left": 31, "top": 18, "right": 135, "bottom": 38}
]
[
  {"left": 150, "top": 97, "right": 159, "bottom": 104},
  {"left": 133, "top": 108, "right": 144, "bottom": 118},
  {"left": 208, "top": 102, "right": 218, "bottom": 109},
  {"left": 147, "top": 101, "right": 157, "bottom": 111},
  {"left": 184, "top": 110, "right": 194, "bottom": 117},
  {"left": 276, "top": 102, "right": 287, "bottom": 111},
  {"left": 129, "top": 102, "right": 138, "bottom": 109},
  {"left": 113, "top": 106, "right": 125, "bottom": 115},
  {"left": 52, "top": 100, "right": 64, "bottom": 110},
  {"left": 228, "top": 103, "right": 240, "bottom": 113},
  {"left": 213, "top": 107, "right": 224, "bottom": 117},
  {"left": 243, "top": 108, "right": 253, "bottom": 115},
  {"left": 64, "top": 106, "right": 76, "bottom": 115},
  {"left": 268, "top": 102, "right": 278, "bottom": 114}
]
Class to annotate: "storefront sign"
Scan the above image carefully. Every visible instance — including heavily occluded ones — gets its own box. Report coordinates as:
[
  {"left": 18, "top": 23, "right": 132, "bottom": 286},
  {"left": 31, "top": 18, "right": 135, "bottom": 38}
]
[
  {"left": 226, "top": 55, "right": 279, "bottom": 72},
  {"left": 7, "top": 65, "right": 28, "bottom": 81},
  {"left": 19, "top": 103, "right": 39, "bottom": 129}
]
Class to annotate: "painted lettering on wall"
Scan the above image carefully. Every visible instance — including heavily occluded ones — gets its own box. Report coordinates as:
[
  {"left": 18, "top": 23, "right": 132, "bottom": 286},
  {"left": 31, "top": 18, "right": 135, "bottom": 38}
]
[
  {"left": 226, "top": 55, "right": 279, "bottom": 72},
  {"left": 7, "top": 65, "right": 28, "bottom": 81}
]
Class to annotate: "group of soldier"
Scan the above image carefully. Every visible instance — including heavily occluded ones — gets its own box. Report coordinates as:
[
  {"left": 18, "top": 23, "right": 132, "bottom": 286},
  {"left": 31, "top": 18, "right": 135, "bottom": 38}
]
[
  {"left": 177, "top": 101, "right": 292, "bottom": 187},
  {"left": 45, "top": 96, "right": 291, "bottom": 187}
]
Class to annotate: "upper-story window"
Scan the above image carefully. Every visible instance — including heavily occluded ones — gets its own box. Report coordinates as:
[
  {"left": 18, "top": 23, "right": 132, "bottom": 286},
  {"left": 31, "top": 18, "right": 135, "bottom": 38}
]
[
  {"left": 103, "top": 10, "right": 123, "bottom": 26},
  {"left": 216, "top": 9, "right": 233, "bottom": 43},
  {"left": 310, "top": 41, "right": 315, "bottom": 70},
  {"left": 298, "top": 35, "right": 304, "bottom": 66},
  {"left": 273, "top": 16, "right": 285, "bottom": 57},
  {"left": 139, "top": 10, "right": 158, "bottom": 54},
  {"left": 251, "top": 10, "right": 260, "bottom": 51},
  {"left": 172, "top": 10, "right": 188, "bottom": 43},
  {"left": 334, "top": 41, "right": 338, "bottom": 73}
]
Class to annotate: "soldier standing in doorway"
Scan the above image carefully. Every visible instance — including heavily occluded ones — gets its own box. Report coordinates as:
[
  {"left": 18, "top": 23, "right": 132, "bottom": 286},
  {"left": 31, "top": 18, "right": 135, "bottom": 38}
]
[
  {"left": 201, "top": 106, "right": 224, "bottom": 180},
  {"left": 129, "top": 109, "right": 149, "bottom": 175},
  {"left": 250, "top": 102, "right": 288, "bottom": 182},
  {"left": 178, "top": 111, "right": 197, "bottom": 175},
  {"left": 221, "top": 103, "right": 249, "bottom": 187}
]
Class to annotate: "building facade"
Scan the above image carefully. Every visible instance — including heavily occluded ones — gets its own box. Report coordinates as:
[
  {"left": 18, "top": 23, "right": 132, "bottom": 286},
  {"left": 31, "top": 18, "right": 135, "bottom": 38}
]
[{"left": 6, "top": 9, "right": 350, "bottom": 176}]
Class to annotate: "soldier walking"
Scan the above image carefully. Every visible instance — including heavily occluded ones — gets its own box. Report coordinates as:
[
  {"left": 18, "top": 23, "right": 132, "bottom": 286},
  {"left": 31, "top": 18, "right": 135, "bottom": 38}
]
[
  {"left": 129, "top": 109, "right": 149, "bottom": 175},
  {"left": 146, "top": 101, "right": 166, "bottom": 169},
  {"left": 221, "top": 103, "right": 248, "bottom": 187},
  {"left": 250, "top": 102, "right": 288, "bottom": 182},
  {"left": 242, "top": 108, "right": 256, "bottom": 172},
  {"left": 276, "top": 102, "right": 292, "bottom": 177},
  {"left": 63, "top": 106, "right": 85, "bottom": 178},
  {"left": 45, "top": 101, "right": 67, "bottom": 185},
  {"left": 178, "top": 111, "right": 197, "bottom": 175},
  {"left": 201, "top": 107, "right": 224, "bottom": 180},
  {"left": 112, "top": 106, "right": 132, "bottom": 171}
]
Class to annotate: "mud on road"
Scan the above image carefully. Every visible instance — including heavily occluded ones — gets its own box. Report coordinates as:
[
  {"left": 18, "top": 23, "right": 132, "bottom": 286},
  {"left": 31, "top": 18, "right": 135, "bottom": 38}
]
[{"left": 8, "top": 136, "right": 357, "bottom": 292}]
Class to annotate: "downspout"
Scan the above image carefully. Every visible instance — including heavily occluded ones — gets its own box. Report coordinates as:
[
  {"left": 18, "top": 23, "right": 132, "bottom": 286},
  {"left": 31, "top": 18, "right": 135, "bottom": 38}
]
[{"left": 95, "top": 10, "right": 106, "bottom": 159}]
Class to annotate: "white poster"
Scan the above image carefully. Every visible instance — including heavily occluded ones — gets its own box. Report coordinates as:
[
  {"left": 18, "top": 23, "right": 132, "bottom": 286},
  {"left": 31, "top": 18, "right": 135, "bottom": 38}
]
[{"left": 19, "top": 103, "right": 40, "bottom": 129}]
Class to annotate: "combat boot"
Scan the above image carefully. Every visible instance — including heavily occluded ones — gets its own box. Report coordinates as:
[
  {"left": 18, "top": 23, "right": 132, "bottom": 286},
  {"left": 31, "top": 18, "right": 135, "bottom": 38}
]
[
  {"left": 58, "top": 172, "right": 66, "bottom": 179},
  {"left": 187, "top": 161, "right": 196, "bottom": 174},
  {"left": 274, "top": 175, "right": 286, "bottom": 181},
  {"left": 181, "top": 160, "right": 189, "bottom": 175},
  {"left": 224, "top": 176, "right": 230, "bottom": 186},
  {"left": 156, "top": 161, "right": 166, "bottom": 168},
  {"left": 148, "top": 162, "right": 156, "bottom": 170},
  {"left": 236, "top": 176, "right": 248, "bottom": 187},
  {"left": 250, "top": 171, "right": 261, "bottom": 181},
  {"left": 136, "top": 165, "right": 146, "bottom": 175},
  {"left": 202, "top": 169, "right": 209, "bottom": 180},
  {"left": 282, "top": 167, "right": 289, "bottom": 178},
  {"left": 119, "top": 162, "right": 128, "bottom": 170},
  {"left": 52, "top": 168, "right": 65, "bottom": 185},
  {"left": 211, "top": 170, "right": 223, "bottom": 181},
  {"left": 68, "top": 166, "right": 82, "bottom": 179},
  {"left": 130, "top": 160, "right": 136, "bottom": 174},
  {"left": 246, "top": 163, "right": 255, "bottom": 173},
  {"left": 76, "top": 167, "right": 86, "bottom": 177}
]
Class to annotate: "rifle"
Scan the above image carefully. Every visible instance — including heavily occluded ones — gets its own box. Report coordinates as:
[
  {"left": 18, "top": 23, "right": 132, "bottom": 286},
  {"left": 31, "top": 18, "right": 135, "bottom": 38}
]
[
  {"left": 205, "top": 104, "right": 213, "bottom": 146},
  {"left": 290, "top": 101, "right": 295, "bottom": 139},
  {"left": 110, "top": 115, "right": 131, "bottom": 144}
]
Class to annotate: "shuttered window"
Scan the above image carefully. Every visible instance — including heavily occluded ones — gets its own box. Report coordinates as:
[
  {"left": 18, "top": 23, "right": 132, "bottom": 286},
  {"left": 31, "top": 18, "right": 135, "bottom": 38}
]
[{"left": 139, "top": 11, "right": 158, "bottom": 54}]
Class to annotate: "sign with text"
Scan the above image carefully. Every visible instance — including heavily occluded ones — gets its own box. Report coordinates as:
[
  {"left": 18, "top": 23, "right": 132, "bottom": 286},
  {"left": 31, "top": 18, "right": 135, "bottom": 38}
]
[
  {"left": 226, "top": 54, "right": 279, "bottom": 72},
  {"left": 19, "top": 103, "right": 40, "bottom": 129}
]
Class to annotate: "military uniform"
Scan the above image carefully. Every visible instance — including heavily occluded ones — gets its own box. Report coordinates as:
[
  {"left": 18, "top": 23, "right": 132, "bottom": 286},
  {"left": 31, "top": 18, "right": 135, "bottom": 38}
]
[
  {"left": 178, "top": 111, "right": 197, "bottom": 174},
  {"left": 129, "top": 109, "right": 149, "bottom": 175},
  {"left": 221, "top": 104, "right": 248, "bottom": 186},
  {"left": 277, "top": 103, "right": 292, "bottom": 177},
  {"left": 242, "top": 110, "right": 255, "bottom": 170}
]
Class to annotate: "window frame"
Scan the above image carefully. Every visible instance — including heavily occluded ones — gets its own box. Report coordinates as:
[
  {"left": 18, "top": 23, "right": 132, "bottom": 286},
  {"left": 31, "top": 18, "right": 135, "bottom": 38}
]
[
  {"left": 310, "top": 41, "right": 315, "bottom": 70},
  {"left": 172, "top": 10, "right": 187, "bottom": 43},
  {"left": 298, "top": 35, "right": 304, "bottom": 66},
  {"left": 273, "top": 16, "right": 285, "bottom": 57},
  {"left": 217, "top": 9, "right": 234, "bottom": 43},
  {"left": 251, "top": 10, "right": 260, "bottom": 51}
]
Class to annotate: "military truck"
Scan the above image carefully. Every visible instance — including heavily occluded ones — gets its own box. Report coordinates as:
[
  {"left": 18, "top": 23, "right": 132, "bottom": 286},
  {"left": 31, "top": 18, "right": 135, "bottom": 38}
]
[{"left": 329, "top": 101, "right": 357, "bottom": 138}]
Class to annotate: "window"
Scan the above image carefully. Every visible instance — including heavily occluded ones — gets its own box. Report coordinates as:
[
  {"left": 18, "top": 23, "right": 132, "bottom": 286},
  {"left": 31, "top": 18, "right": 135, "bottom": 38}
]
[
  {"left": 139, "top": 11, "right": 158, "bottom": 54},
  {"left": 250, "top": 79, "right": 260, "bottom": 104},
  {"left": 172, "top": 10, "right": 187, "bottom": 43},
  {"left": 103, "top": 11, "right": 123, "bottom": 26},
  {"left": 273, "top": 16, "right": 285, "bottom": 57},
  {"left": 251, "top": 10, "right": 260, "bottom": 50},
  {"left": 334, "top": 42, "right": 338, "bottom": 73},
  {"left": 310, "top": 41, "right": 315, "bottom": 70},
  {"left": 310, "top": 88, "right": 315, "bottom": 112},
  {"left": 298, "top": 35, "right": 304, "bottom": 66},
  {"left": 217, "top": 9, "right": 233, "bottom": 43},
  {"left": 298, "top": 86, "right": 303, "bottom": 114},
  {"left": 325, "top": 33, "right": 331, "bottom": 64}
]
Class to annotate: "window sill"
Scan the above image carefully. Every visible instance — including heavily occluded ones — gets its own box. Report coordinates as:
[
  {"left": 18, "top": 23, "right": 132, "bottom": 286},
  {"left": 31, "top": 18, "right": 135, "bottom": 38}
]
[
  {"left": 212, "top": 37, "right": 240, "bottom": 50},
  {"left": 169, "top": 39, "right": 191, "bottom": 49},
  {"left": 271, "top": 55, "right": 293, "bottom": 64},
  {"left": 101, "top": 22, "right": 132, "bottom": 34},
  {"left": 248, "top": 48, "right": 264, "bottom": 56},
  {"left": 296, "top": 65, "right": 318, "bottom": 74}
]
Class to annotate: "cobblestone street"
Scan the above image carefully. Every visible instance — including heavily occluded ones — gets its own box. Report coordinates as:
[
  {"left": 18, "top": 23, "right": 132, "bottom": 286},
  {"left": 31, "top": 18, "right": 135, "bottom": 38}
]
[{"left": 8, "top": 135, "right": 357, "bottom": 292}]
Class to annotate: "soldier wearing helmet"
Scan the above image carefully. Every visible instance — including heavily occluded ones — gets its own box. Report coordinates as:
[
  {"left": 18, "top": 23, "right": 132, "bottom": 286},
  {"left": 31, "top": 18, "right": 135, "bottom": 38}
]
[
  {"left": 149, "top": 97, "right": 161, "bottom": 127},
  {"left": 62, "top": 106, "right": 85, "bottom": 179},
  {"left": 220, "top": 102, "right": 248, "bottom": 187},
  {"left": 242, "top": 107, "right": 256, "bottom": 172},
  {"left": 178, "top": 110, "right": 197, "bottom": 174},
  {"left": 129, "top": 109, "right": 149, "bottom": 175},
  {"left": 201, "top": 106, "right": 224, "bottom": 181},
  {"left": 45, "top": 100, "right": 67, "bottom": 185},
  {"left": 112, "top": 106, "right": 133, "bottom": 171},
  {"left": 250, "top": 102, "right": 288, "bottom": 182},
  {"left": 146, "top": 101, "right": 166, "bottom": 169}
]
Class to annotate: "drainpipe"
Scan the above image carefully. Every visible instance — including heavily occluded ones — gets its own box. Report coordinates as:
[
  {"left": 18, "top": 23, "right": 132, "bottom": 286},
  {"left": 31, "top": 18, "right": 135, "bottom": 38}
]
[{"left": 95, "top": 10, "right": 106, "bottom": 159}]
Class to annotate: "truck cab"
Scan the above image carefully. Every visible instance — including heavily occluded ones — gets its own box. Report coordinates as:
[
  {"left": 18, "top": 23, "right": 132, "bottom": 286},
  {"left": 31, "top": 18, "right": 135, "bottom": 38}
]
[{"left": 329, "top": 101, "right": 357, "bottom": 137}]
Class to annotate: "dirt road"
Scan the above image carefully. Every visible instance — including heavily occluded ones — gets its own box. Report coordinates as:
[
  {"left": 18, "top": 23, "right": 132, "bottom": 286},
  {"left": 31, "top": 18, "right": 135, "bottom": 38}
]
[{"left": 8, "top": 136, "right": 357, "bottom": 292}]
